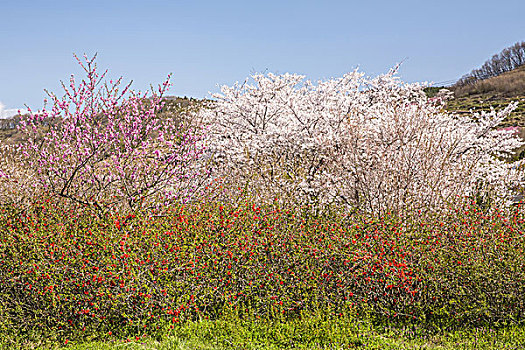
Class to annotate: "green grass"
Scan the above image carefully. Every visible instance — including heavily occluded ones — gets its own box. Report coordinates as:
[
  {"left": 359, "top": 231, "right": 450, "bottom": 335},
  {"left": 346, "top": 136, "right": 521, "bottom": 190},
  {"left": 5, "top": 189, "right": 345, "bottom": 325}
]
[{"left": 3, "top": 316, "right": 525, "bottom": 349}]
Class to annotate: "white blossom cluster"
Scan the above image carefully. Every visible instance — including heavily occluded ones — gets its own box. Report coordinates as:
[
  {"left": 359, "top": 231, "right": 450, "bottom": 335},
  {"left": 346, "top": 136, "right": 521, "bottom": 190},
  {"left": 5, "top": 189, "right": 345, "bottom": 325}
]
[
  {"left": 0, "top": 144, "right": 40, "bottom": 207},
  {"left": 200, "top": 69, "right": 524, "bottom": 215}
]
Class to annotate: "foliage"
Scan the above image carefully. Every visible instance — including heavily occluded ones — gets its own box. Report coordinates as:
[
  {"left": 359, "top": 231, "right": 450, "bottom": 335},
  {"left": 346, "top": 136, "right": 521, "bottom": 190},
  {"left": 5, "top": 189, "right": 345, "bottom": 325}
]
[
  {"left": 1, "top": 198, "right": 525, "bottom": 346},
  {"left": 4, "top": 57, "right": 523, "bottom": 215},
  {"left": 423, "top": 86, "right": 447, "bottom": 98}
]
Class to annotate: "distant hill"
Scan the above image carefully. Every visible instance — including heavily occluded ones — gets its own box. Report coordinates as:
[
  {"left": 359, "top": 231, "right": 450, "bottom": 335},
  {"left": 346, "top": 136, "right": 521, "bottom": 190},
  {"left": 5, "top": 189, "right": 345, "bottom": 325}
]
[
  {"left": 438, "top": 41, "right": 525, "bottom": 128},
  {"left": 455, "top": 41, "right": 525, "bottom": 87},
  {"left": 453, "top": 65, "right": 525, "bottom": 98},
  {"left": 442, "top": 64, "right": 525, "bottom": 128},
  {"left": 0, "top": 115, "right": 24, "bottom": 144},
  {"left": 427, "top": 55, "right": 525, "bottom": 158},
  {"left": 0, "top": 96, "right": 204, "bottom": 145},
  {"left": 422, "top": 40, "right": 525, "bottom": 129}
]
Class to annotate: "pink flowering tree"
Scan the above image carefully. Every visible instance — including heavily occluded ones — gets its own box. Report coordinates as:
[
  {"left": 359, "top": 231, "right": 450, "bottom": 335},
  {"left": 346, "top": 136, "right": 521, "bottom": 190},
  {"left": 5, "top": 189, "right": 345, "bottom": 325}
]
[
  {"left": 19, "top": 54, "right": 206, "bottom": 215},
  {"left": 201, "top": 69, "right": 524, "bottom": 215}
]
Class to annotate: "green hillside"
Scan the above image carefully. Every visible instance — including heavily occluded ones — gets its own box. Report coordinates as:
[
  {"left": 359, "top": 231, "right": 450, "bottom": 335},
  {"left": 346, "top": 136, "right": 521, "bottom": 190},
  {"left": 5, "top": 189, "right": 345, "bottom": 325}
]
[
  {"left": 446, "top": 94, "right": 525, "bottom": 127},
  {"left": 446, "top": 65, "right": 525, "bottom": 127}
]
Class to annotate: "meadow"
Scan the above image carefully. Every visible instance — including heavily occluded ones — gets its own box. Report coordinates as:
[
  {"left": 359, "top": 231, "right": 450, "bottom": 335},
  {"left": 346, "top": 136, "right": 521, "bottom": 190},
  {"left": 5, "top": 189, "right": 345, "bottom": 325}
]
[{"left": 1, "top": 56, "right": 525, "bottom": 348}]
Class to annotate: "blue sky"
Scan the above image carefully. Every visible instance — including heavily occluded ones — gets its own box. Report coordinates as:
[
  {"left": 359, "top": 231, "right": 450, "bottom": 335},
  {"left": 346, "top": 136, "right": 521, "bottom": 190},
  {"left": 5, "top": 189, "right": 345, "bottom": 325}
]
[{"left": 1, "top": 0, "right": 524, "bottom": 114}]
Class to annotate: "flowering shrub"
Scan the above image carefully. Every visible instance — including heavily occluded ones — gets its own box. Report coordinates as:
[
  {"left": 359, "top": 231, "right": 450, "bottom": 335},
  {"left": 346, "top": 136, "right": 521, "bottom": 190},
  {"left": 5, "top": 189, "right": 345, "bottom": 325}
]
[
  {"left": 201, "top": 70, "right": 523, "bottom": 215},
  {"left": 1, "top": 198, "right": 525, "bottom": 342},
  {"left": 18, "top": 55, "right": 206, "bottom": 215}
]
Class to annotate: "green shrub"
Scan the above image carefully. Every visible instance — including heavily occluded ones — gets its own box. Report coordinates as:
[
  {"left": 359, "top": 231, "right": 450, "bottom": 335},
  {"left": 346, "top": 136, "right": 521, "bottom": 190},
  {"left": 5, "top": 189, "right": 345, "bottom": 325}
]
[{"left": 1, "top": 198, "right": 525, "bottom": 343}]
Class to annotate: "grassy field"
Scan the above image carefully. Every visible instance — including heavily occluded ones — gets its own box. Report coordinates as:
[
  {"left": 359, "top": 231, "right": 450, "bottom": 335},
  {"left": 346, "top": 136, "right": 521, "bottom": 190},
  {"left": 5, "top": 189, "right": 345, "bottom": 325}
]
[{"left": 4, "top": 316, "right": 525, "bottom": 349}]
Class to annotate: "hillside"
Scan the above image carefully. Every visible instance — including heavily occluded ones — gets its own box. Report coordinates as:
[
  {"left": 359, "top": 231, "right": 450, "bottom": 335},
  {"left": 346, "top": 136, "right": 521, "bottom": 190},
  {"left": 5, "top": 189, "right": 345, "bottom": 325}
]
[
  {"left": 0, "top": 96, "right": 202, "bottom": 145},
  {"left": 445, "top": 40, "right": 525, "bottom": 127},
  {"left": 444, "top": 65, "right": 525, "bottom": 128},
  {"left": 455, "top": 41, "right": 525, "bottom": 87},
  {"left": 453, "top": 64, "right": 525, "bottom": 98},
  {"left": 422, "top": 64, "right": 525, "bottom": 129}
]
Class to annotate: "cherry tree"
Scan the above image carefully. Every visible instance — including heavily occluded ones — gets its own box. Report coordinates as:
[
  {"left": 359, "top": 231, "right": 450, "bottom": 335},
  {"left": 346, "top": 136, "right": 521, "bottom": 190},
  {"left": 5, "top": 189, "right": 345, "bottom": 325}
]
[
  {"left": 19, "top": 55, "right": 206, "bottom": 215},
  {"left": 201, "top": 69, "right": 524, "bottom": 215}
]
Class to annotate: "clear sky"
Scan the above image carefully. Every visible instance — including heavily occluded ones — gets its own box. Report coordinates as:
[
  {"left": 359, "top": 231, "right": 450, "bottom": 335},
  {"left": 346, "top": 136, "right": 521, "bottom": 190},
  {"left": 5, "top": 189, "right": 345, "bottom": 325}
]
[{"left": 1, "top": 0, "right": 524, "bottom": 115}]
